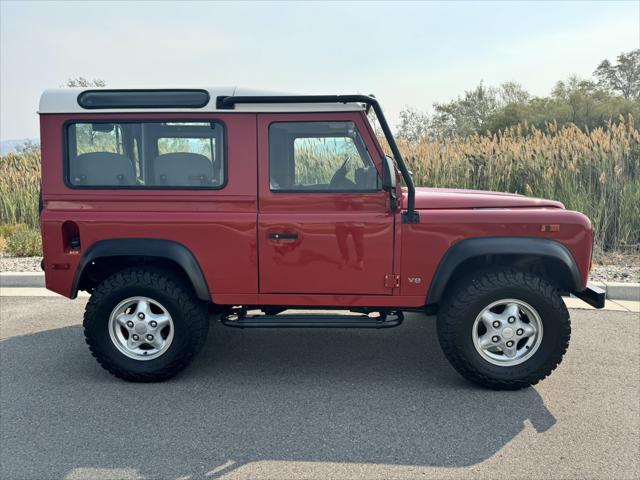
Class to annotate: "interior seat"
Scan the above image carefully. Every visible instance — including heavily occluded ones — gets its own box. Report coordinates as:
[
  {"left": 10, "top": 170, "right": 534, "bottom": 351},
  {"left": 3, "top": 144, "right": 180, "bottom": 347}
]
[
  {"left": 355, "top": 166, "right": 377, "bottom": 189},
  {"left": 152, "top": 152, "right": 213, "bottom": 186},
  {"left": 70, "top": 152, "right": 135, "bottom": 186}
]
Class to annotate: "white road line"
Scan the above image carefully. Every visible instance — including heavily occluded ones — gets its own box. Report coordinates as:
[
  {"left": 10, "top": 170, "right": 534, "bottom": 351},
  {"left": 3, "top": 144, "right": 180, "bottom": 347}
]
[
  {"left": 0, "top": 287, "right": 89, "bottom": 297},
  {"left": 205, "top": 460, "right": 236, "bottom": 476}
]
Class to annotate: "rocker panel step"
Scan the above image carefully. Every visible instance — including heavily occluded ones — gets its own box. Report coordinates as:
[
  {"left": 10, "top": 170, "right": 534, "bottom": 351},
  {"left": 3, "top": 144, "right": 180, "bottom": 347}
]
[{"left": 220, "top": 311, "right": 404, "bottom": 329}]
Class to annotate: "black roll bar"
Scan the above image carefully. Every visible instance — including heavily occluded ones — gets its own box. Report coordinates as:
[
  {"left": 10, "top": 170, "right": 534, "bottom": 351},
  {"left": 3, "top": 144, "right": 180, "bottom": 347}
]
[{"left": 217, "top": 94, "right": 419, "bottom": 223}]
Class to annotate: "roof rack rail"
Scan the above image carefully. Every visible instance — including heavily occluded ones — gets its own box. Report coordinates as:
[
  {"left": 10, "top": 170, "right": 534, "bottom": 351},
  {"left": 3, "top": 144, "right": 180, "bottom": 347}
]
[{"left": 217, "top": 94, "right": 419, "bottom": 224}]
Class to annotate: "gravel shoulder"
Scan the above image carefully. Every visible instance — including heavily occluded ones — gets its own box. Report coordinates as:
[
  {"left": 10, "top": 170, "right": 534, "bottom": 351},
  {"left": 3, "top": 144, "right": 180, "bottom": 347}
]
[
  {"left": 0, "top": 255, "right": 42, "bottom": 272},
  {"left": 590, "top": 250, "right": 640, "bottom": 282}
]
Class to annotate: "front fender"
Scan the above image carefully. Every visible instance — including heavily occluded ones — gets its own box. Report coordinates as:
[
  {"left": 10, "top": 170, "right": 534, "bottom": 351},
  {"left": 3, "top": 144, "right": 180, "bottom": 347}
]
[{"left": 426, "top": 237, "right": 582, "bottom": 305}]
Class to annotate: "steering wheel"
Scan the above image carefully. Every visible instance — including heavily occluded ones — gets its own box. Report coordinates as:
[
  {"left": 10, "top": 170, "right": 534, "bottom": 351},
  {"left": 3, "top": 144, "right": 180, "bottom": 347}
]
[{"left": 329, "top": 155, "right": 355, "bottom": 189}]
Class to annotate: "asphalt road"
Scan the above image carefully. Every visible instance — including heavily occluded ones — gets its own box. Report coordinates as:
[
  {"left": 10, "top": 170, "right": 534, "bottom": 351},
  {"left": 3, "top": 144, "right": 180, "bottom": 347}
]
[{"left": 0, "top": 296, "right": 638, "bottom": 480}]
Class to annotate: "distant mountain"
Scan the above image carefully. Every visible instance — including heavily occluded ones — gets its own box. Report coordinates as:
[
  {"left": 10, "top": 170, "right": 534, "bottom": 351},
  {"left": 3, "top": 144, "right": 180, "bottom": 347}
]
[{"left": 1, "top": 138, "right": 40, "bottom": 155}]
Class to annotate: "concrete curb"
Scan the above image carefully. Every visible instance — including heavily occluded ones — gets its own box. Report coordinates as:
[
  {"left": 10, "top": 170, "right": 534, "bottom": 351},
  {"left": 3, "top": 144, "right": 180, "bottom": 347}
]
[
  {"left": 1, "top": 272, "right": 45, "bottom": 288},
  {"left": 1, "top": 272, "right": 639, "bottom": 301},
  {"left": 599, "top": 282, "right": 640, "bottom": 301}
]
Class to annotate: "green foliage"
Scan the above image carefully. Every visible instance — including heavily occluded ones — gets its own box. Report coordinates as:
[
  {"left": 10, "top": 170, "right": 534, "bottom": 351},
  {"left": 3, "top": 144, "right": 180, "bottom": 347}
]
[
  {"left": 397, "top": 49, "right": 640, "bottom": 140},
  {"left": 0, "top": 223, "right": 24, "bottom": 238},
  {"left": 15, "top": 140, "right": 40, "bottom": 154},
  {"left": 431, "top": 81, "right": 502, "bottom": 136},
  {"left": 396, "top": 107, "right": 431, "bottom": 142},
  {"left": 4, "top": 225, "right": 42, "bottom": 257},
  {"left": 64, "top": 77, "right": 106, "bottom": 88},
  {"left": 0, "top": 151, "right": 40, "bottom": 227},
  {"left": 594, "top": 49, "right": 640, "bottom": 100}
]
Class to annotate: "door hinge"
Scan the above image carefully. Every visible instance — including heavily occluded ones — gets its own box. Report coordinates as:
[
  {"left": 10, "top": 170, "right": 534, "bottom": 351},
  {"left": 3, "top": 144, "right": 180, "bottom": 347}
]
[{"left": 384, "top": 274, "right": 400, "bottom": 289}]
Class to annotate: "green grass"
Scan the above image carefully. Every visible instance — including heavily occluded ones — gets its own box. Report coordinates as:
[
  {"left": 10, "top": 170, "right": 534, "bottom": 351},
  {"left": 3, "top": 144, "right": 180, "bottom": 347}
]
[
  {"left": 3, "top": 224, "right": 42, "bottom": 257},
  {"left": 0, "top": 151, "right": 40, "bottom": 228}
]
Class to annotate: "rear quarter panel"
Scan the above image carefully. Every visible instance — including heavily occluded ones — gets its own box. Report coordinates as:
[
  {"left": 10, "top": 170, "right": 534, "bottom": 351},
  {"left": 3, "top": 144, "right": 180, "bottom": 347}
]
[{"left": 39, "top": 113, "right": 258, "bottom": 299}]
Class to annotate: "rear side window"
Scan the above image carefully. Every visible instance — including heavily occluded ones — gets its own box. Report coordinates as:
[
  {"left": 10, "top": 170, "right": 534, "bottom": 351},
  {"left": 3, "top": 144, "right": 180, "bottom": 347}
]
[
  {"left": 66, "top": 121, "right": 225, "bottom": 188},
  {"left": 269, "top": 121, "right": 379, "bottom": 192}
]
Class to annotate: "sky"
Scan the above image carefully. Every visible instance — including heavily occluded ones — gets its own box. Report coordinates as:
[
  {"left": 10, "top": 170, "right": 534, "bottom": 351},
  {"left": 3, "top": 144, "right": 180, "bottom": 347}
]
[{"left": 1, "top": 0, "right": 639, "bottom": 141}]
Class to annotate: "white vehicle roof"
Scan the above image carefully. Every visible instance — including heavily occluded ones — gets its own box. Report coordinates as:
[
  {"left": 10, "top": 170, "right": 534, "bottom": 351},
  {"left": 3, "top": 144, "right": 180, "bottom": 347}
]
[{"left": 38, "top": 86, "right": 367, "bottom": 114}]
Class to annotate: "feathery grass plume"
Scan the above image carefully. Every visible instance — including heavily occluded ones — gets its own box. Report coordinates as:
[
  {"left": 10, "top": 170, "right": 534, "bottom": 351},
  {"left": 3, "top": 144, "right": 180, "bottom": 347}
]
[
  {"left": 0, "top": 151, "right": 40, "bottom": 228},
  {"left": 388, "top": 115, "right": 639, "bottom": 250}
]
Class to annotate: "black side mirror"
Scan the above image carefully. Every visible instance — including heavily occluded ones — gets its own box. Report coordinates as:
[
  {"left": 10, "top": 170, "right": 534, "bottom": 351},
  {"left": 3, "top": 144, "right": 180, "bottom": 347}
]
[
  {"left": 382, "top": 156, "right": 398, "bottom": 212},
  {"left": 382, "top": 155, "right": 397, "bottom": 191}
]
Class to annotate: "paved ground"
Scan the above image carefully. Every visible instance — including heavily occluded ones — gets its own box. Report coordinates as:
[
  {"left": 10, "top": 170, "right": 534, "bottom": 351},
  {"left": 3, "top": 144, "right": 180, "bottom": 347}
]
[{"left": 0, "top": 296, "right": 638, "bottom": 480}]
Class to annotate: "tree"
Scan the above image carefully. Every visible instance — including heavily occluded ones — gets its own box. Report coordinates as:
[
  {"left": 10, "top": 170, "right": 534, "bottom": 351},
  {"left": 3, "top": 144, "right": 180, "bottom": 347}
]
[
  {"left": 549, "top": 75, "right": 640, "bottom": 130},
  {"left": 498, "top": 81, "right": 530, "bottom": 105},
  {"left": 63, "top": 77, "right": 106, "bottom": 88},
  {"left": 481, "top": 82, "right": 532, "bottom": 133},
  {"left": 397, "top": 82, "right": 531, "bottom": 139},
  {"left": 594, "top": 49, "right": 640, "bottom": 100},
  {"left": 392, "top": 51, "right": 639, "bottom": 141},
  {"left": 432, "top": 82, "right": 501, "bottom": 136},
  {"left": 15, "top": 140, "right": 40, "bottom": 154},
  {"left": 396, "top": 107, "right": 431, "bottom": 142}
]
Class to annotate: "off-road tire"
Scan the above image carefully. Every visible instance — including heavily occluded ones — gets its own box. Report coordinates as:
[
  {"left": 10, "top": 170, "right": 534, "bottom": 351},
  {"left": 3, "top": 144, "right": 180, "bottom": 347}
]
[
  {"left": 83, "top": 268, "right": 209, "bottom": 382},
  {"left": 437, "top": 269, "right": 570, "bottom": 390}
]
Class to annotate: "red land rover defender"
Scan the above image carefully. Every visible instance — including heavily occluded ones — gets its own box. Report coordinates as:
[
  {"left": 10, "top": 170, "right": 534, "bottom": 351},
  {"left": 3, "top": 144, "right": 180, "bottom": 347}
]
[{"left": 38, "top": 87, "right": 604, "bottom": 389}]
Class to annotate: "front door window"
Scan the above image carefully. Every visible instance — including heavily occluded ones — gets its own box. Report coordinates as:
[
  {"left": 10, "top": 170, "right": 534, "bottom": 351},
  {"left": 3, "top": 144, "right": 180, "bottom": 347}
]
[{"left": 269, "top": 121, "right": 379, "bottom": 192}]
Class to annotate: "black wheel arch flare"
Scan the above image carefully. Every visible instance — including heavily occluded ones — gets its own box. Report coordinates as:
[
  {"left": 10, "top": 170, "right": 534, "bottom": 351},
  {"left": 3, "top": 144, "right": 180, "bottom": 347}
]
[
  {"left": 71, "top": 238, "right": 210, "bottom": 301},
  {"left": 426, "top": 237, "right": 582, "bottom": 305}
]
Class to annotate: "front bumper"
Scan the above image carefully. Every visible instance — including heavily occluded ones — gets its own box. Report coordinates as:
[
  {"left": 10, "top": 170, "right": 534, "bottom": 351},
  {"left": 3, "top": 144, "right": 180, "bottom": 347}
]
[{"left": 572, "top": 282, "right": 606, "bottom": 309}]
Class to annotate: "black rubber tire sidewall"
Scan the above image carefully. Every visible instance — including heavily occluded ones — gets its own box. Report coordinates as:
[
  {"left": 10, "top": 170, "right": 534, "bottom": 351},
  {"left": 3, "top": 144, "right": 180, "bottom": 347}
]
[
  {"left": 437, "top": 270, "right": 570, "bottom": 389},
  {"left": 84, "top": 269, "right": 209, "bottom": 381}
]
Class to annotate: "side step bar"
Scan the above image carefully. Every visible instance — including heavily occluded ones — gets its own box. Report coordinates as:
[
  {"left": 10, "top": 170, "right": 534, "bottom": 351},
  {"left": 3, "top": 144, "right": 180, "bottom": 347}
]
[
  {"left": 572, "top": 282, "right": 606, "bottom": 309},
  {"left": 221, "top": 310, "right": 404, "bottom": 329}
]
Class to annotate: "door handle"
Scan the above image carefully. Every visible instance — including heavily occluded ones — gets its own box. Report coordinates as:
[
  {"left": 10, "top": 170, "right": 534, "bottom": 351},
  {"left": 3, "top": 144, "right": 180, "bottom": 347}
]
[{"left": 269, "top": 232, "right": 299, "bottom": 240}]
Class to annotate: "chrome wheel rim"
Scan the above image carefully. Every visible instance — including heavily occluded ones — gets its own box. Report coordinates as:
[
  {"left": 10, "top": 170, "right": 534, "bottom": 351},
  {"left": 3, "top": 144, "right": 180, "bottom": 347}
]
[
  {"left": 472, "top": 299, "right": 543, "bottom": 367},
  {"left": 108, "top": 296, "right": 174, "bottom": 361}
]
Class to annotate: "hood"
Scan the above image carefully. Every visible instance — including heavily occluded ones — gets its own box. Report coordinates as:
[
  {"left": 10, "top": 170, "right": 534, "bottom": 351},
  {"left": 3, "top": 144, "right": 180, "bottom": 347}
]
[{"left": 410, "top": 187, "right": 564, "bottom": 210}]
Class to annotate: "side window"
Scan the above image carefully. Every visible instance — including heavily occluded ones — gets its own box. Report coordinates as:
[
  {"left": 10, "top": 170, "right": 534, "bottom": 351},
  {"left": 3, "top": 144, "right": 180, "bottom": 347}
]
[
  {"left": 67, "top": 121, "right": 225, "bottom": 188},
  {"left": 269, "top": 121, "right": 380, "bottom": 192}
]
